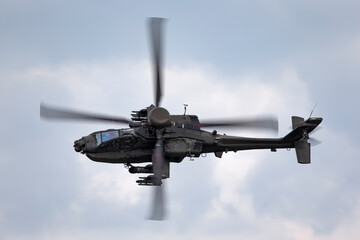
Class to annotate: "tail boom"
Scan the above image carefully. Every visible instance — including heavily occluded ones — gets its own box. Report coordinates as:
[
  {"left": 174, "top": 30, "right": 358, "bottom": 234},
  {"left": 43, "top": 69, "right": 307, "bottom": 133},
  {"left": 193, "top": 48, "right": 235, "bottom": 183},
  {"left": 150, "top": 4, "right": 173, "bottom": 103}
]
[{"left": 207, "top": 116, "right": 322, "bottom": 164}]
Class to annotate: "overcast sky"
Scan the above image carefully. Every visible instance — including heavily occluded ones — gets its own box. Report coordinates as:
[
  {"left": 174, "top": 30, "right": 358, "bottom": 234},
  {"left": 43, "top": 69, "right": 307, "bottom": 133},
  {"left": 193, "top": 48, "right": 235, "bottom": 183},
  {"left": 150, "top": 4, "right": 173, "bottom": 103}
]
[{"left": 1, "top": 1, "right": 360, "bottom": 239}]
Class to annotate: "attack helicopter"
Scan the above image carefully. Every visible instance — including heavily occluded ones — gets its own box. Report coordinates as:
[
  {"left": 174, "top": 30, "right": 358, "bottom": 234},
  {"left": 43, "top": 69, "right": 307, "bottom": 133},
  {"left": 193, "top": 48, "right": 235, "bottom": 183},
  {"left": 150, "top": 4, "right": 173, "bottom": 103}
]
[{"left": 40, "top": 18, "right": 322, "bottom": 220}]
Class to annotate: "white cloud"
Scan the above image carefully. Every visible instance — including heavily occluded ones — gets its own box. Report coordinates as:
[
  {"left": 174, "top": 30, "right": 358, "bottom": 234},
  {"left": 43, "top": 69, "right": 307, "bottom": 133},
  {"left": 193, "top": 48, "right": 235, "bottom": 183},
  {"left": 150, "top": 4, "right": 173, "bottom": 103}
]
[
  {"left": 77, "top": 156, "right": 143, "bottom": 205},
  {"left": 1, "top": 57, "right": 359, "bottom": 240}
]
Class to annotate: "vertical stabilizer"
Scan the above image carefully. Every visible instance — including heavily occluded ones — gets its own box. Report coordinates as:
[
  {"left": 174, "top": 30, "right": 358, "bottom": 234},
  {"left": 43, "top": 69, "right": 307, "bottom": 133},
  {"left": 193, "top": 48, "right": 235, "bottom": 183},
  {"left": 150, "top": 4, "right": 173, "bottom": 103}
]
[{"left": 283, "top": 116, "right": 322, "bottom": 164}]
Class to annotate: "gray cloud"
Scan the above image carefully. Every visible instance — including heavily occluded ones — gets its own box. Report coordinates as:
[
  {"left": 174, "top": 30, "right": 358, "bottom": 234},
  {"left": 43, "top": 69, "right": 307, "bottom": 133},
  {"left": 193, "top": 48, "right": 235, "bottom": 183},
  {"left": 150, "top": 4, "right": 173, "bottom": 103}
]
[{"left": 1, "top": 1, "right": 360, "bottom": 239}]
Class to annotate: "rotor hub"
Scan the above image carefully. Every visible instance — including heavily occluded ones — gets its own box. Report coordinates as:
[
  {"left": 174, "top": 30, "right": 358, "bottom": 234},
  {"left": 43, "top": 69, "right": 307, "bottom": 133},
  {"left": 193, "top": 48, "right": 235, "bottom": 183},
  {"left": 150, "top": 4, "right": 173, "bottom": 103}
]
[{"left": 148, "top": 107, "right": 171, "bottom": 127}]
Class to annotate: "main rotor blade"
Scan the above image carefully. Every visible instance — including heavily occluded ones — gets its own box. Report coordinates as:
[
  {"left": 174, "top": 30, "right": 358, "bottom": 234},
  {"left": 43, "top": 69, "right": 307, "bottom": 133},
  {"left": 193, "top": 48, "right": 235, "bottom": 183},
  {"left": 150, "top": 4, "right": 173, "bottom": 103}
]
[
  {"left": 149, "top": 138, "right": 166, "bottom": 220},
  {"left": 40, "top": 103, "right": 132, "bottom": 124},
  {"left": 149, "top": 18, "right": 165, "bottom": 107},
  {"left": 152, "top": 138, "right": 164, "bottom": 184},
  {"left": 198, "top": 117, "right": 279, "bottom": 133},
  {"left": 149, "top": 185, "right": 165, "bottom": 220}
]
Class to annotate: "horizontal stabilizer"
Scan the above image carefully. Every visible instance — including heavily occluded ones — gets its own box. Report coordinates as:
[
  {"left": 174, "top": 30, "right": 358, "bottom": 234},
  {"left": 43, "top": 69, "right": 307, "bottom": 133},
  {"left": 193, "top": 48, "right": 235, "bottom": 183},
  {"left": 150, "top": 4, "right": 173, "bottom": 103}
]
[
  {"left": 294, "top": 138, "right": 310, "bottom": 164},
  {"left": 292, "top": 116, "right": 304, "bottom": 130}
]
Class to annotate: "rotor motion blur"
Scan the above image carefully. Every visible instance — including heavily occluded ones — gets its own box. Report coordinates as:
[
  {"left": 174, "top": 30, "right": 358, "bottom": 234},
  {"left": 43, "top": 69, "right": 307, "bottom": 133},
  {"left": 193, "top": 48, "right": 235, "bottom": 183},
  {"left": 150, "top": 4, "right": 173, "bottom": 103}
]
[{"left": 40, "top": 18, "right": 322, "bottom": 220}]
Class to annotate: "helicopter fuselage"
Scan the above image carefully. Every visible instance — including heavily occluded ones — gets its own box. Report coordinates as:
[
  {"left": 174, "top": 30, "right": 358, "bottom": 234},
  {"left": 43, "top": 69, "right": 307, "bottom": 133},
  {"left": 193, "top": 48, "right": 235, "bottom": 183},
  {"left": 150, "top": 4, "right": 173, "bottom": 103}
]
[{"left": 73, "top": 114, "right": 322, "bottom": 165}]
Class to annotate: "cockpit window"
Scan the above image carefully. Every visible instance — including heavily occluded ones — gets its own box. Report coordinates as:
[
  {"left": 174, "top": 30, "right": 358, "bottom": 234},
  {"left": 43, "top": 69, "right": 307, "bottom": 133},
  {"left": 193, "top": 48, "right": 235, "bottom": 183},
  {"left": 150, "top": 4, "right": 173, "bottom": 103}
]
[
  {"left": 101, "top": 130, "right": 119, "bottom": 143},
  {"left": 95, "top": 133, "right": 102, "bottom": 146}
]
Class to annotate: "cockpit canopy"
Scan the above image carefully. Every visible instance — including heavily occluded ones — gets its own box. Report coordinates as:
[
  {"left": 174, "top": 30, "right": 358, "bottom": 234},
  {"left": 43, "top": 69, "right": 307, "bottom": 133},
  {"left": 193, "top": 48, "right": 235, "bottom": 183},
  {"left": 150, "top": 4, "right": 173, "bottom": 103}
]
[{"left": 95, "top": 129, "right": 133, "bottom": 146}]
